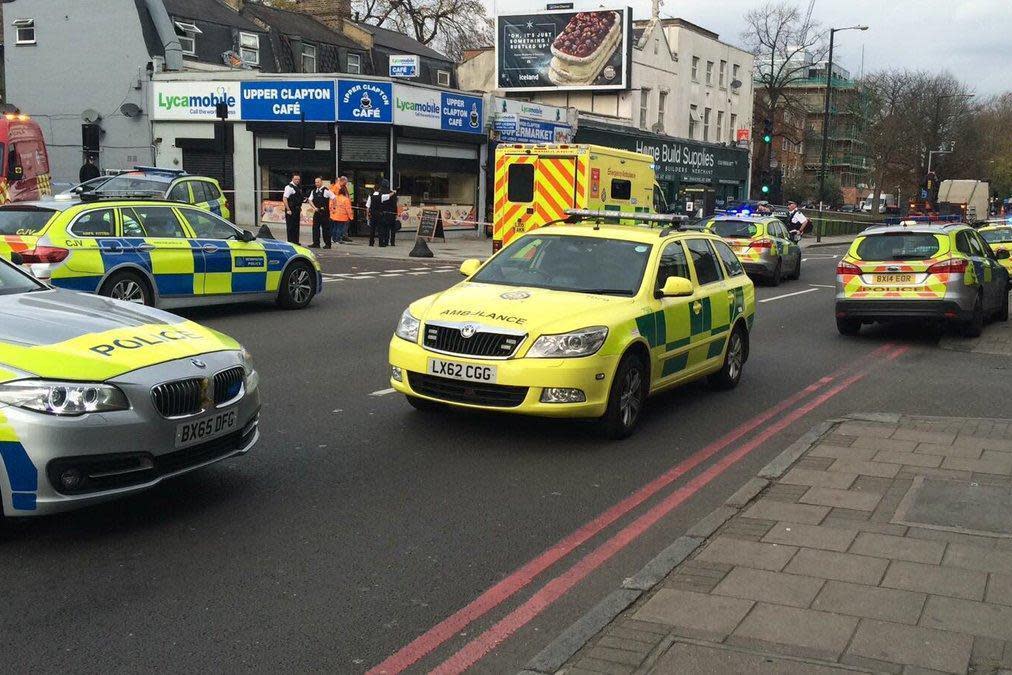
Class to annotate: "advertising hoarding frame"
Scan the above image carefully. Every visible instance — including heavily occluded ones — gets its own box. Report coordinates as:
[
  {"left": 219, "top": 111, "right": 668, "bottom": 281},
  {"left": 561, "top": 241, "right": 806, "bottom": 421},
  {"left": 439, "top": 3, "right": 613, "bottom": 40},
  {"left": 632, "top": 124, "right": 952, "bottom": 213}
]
[{"left": 494, "top": 6, "right": 632, "bottom": 93}]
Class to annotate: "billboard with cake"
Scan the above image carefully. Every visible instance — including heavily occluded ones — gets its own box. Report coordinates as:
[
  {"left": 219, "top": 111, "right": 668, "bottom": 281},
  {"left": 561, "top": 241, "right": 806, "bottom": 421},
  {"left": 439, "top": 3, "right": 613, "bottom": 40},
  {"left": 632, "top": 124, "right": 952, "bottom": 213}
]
[{"left": 496, "top": 7, "right": 631, "bottom": 92}]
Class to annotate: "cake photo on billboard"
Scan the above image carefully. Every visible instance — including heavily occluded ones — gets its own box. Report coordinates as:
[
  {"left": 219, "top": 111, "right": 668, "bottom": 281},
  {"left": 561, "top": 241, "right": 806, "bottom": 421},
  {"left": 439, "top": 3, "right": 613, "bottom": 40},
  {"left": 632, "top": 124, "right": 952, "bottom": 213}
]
[{"left": 548, "top": 11, "right": 621, "bottom": 86}]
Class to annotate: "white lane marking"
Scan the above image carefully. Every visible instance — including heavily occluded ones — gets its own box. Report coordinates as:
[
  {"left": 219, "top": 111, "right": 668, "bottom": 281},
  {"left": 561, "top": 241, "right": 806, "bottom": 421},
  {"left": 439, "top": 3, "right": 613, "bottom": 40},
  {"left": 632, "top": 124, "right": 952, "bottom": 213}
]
[
  {"left": 370, "top": 388, "right": 396, "bottom": 397},
  {"left": 432, "top": 269, "right": 454, "bottom": 273},
  {"left": 759, "top": 288, "right": 821, "bottom": 303},
  {"left": 809, "top": 283, "right": 836, "bottom": 289},
  {"left": 385, "top": 269, "right": 410, "bottom": 273},
  {"left": 408, "top": 271, "right": 430, "bottom": 275},
  {"left": 411, "top": 266, "right": 432, "bottom": 271},
  {"left": 379, "top": 273, "right": 403, "bottom": 277},
  {"left": 801, "top": 258, "right": 808, "bottom": 262}
]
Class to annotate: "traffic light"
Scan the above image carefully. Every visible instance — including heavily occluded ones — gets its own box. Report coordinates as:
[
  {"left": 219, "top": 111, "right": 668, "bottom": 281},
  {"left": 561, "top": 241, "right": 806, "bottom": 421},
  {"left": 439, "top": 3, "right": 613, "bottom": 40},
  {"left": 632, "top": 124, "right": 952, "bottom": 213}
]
[
  {"left": 759, "top": 171, "right": 772, "bottom": 196},
  {"left": 762, "top": 119, "right": 773, "bottom": 144}
]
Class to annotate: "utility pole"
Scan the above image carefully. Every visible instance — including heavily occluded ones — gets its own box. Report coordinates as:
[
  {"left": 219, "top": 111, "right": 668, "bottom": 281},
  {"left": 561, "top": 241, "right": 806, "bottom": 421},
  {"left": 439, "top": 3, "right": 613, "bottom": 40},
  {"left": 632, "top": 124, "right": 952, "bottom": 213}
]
[{"left": 818, "top": 25, "right": 868, "bottom": 206}]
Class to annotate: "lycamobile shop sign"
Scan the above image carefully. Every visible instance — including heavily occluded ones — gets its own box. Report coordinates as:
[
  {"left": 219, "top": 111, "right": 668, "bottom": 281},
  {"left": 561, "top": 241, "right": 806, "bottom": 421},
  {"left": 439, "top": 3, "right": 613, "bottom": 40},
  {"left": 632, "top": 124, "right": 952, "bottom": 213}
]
[
  {"left": 152, "top": 82, "right": 240, "bottom": 120},
  {"left": 392, "top": 85, "right": 484, "bottom": 134}
]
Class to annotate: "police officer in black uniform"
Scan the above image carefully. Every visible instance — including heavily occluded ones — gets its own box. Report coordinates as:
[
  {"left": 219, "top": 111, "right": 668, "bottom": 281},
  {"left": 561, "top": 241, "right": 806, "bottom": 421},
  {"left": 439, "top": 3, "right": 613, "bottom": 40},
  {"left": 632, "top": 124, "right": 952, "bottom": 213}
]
[
  {"left": 283, "top": 173, "right": 304, "bottom": 245},
  {"left": 367, "top": 179, "right": 398, "bottom": 247},
  {"left": 309, "top": 177, "right": 335, "bottom": 248}
]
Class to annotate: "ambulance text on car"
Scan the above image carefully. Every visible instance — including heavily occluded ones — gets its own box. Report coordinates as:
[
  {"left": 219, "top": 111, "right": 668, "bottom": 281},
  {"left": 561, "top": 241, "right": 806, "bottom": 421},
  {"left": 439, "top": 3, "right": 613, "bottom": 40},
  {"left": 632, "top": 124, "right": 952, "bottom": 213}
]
[
  {"left": 0, "top": 197, "right": 322, "bottom": 310},
  {"left": 0, "top": 256, "right": 260, "bottom": 516},
  {"left": 835, "top": 219, "right": 1010, "bottom": 337},
  {"left": 388, "top": 210, "right": 756, "bottom": 438}
]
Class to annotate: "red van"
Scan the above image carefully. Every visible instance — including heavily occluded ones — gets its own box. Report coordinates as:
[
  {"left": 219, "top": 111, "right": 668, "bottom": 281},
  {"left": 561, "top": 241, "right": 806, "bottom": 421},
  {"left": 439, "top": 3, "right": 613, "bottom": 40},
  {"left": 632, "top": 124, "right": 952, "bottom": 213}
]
[{"left": 0, "top": 114, "right": 52, "bottom": 203}]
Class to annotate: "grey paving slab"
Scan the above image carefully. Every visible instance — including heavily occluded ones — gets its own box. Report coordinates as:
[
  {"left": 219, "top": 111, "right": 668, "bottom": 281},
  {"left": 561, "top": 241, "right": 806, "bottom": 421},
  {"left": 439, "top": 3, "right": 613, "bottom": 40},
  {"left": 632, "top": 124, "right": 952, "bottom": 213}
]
[
  {"left": 921, "top": 595, "right": 1012, "bottom": 641},
  {"left": 729, "top": 603, "right": 859, "bottom": 661},
  {"left": 810, "top": 444, "right": 878, "bottom": 461},
  {"left": 916, "top": 442, "right": 983, "bottom": 459},
  {"left": 837, "top": 422, "right": 898, "bottom": 438},
  {"left": 802, "top": 486, "right": 884, "bottom": 512},
  {"left": 583, "top": 646, "right": 644, "bottom": 668},
  {"left": 650, "top": 641, "right": 861, "bottom": 674},
  {"left": 944, "top": 544, "right": 1012, "bottom": 574},
  {"left": 850, "top": 532, "right": 946, "bottom": 564},
  {"left": 892, "top": 428, "right": 958, "bottom": 445},
  {"left": 762, "top": 522, "right": 858, "bottom": 552},
  {"left": 785, "top": 548, "right": 889, "bottom": 585},
  {"left": 742, "top": 499, "right": 830, "bottom": 525},
  {"left": 851, "top": 436, "right": 919, "bottom": 453},
  {"left": 986, "top": 573, "right": 1012, "bottom": 607},
  {"left": 953, "top": 435, "right": 1012, "bottom": 452},
  {"left": 633, "top": 589, "right": 753, "bottom": 640},
  {"left": 941, "top": 455, "right": 1012, "bottom": 475},
  {"left": 811, "top": 580, "right": 926, "bottom": 624},
  {"left": 712, "top": 567, "right": 825, "bottom": 608},
  {"left": 829, "top": 458, "right": 901, "bottom": 478},
  {"left": 873, "top": 451, "right": 943, "bottom": 468},
  {"left": 881, "top": 560, "right": 987, "bottom": 601},
  {"left": 821, "top": 515, "right": 908, "bottom": 536},
  {"left": 696, "top": 536, "right": 798, "bottom": 571},
  {"left": 780, "top": 467, "right": 858, "bottom": 489},
  {"left": 905, "top": 526, "right": 999, "bottom": 550},
  {"left": 846, "top": 619, "right": 972, "bottom": 674}
]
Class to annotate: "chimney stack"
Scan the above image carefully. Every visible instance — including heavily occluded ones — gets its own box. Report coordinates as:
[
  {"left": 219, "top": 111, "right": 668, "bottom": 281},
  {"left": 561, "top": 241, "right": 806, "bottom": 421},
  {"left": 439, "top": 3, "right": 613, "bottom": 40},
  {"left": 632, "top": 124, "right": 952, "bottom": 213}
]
[{"left": 288, "top": 0, "right": 352, "bottom": 31}]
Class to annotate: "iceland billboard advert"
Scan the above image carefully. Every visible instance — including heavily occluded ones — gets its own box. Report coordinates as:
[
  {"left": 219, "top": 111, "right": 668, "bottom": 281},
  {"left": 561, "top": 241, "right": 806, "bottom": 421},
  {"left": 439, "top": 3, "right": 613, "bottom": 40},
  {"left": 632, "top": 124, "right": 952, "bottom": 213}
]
[{"left": 496, "top": 7, "right": 631, "bottom": 92}]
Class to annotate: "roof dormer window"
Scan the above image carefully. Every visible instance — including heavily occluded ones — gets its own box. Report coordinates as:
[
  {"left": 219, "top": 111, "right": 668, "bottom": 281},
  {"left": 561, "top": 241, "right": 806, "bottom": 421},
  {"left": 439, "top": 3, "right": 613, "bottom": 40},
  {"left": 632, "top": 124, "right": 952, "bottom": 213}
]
[{"left": 174, "top": 20, "right": 202, "bottom": 56}]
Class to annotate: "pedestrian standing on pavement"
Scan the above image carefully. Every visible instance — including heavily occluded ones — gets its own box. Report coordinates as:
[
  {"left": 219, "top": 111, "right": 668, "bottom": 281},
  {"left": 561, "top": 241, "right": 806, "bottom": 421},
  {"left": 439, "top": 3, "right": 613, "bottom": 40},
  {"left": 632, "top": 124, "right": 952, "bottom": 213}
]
[
  {"left": 309, "top": 177, "right": 335, "bottom": 249},
  {"left": 337, "top": 176, "right": 353, "bottom": 242},
  {"left": 79, "top": 154, "right": 100, "bottom": 183},
  {"left": 329, "top": 182, "right": 354, "bottom": 245},
  {"left": 366, "top": 179, "right": 397, "bottom": 247},
  {"left": 283, "top": 173, "right": 304, "bottom": 245},
  {"left": 787, "top": 200, "right": 811, "bottom": 240}
]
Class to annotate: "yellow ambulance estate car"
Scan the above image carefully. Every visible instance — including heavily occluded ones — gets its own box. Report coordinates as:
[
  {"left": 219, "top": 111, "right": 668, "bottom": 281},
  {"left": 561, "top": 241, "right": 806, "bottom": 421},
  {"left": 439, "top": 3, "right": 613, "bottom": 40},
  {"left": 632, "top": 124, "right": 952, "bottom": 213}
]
[
  {"left": 389, "top": 211, "right": 756, "bottom": 438},
  {"left": 980, "top": 223, "right": 1012, "bottom": 273}
]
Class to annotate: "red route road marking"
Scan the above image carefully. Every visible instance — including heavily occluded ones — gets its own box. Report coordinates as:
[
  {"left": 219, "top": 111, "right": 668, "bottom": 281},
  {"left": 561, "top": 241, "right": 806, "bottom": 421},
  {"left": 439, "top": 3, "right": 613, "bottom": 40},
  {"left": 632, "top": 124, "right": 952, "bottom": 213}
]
[
  {"left": 431, "top": 345, "right": 909, "bottom": 674},
  {"left": 368, "top": 343, "right": 899, "bottom": 674}
]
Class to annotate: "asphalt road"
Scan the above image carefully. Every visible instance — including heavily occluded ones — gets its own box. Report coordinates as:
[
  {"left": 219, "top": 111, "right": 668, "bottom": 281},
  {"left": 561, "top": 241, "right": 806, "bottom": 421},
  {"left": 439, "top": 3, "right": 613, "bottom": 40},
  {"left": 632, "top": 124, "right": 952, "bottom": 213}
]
[{"left": 2, "top": 243, "right": 1009, "bottom": 673}]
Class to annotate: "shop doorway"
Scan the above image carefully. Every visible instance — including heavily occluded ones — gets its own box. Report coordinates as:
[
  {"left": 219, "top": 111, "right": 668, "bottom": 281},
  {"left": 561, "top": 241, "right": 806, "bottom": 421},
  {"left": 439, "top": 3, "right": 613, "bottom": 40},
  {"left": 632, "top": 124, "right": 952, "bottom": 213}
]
[{"left": 344, "top": 168, "right": 386, "bottom": 236}]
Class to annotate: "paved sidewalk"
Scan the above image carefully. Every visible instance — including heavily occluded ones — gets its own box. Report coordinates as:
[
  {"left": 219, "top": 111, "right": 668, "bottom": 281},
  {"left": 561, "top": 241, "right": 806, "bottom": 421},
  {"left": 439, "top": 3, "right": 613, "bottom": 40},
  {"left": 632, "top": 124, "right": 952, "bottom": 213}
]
[
  {"left": 940, "top": 320, "right": 1012, "bottom": 357},
  {"left": 534, "top": 413, "right": 1012, "bottom": 675},
  {"left": 264, "top": 224, "right": 492, "bottom": 263}
]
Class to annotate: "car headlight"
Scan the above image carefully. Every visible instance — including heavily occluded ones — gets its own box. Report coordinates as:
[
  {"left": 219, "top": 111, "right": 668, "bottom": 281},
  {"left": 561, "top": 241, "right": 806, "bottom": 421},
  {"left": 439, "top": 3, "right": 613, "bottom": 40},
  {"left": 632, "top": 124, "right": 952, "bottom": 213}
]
[
  {"left": 395, "top": 309, "right": 420, "bottom": 342},
  {"left": 240, "top": 346, "right": 256, "bottom": 378},
  {"left": 527, "top": 327, "right": 609, "bottom": 358},
  {"left": 0, "top": 380, "right": 129, "bottom": 416}
]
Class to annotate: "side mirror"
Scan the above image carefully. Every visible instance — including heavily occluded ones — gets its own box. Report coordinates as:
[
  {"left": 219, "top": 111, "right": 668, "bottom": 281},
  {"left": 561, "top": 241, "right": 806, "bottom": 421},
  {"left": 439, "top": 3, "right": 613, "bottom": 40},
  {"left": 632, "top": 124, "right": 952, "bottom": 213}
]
[
  {"left": 996, "top": 249, "right": 1010, "bottom": 260},
  {"left": 659, "top": 276, "right": 694, "bottom": 297},
  {"left": 240, "top": 229, "right": 256, "bottom": 243},
  {"left": 9, "top": 252, "right": 24, "bottom": 266},
  {"left": 459, "top": 258, "right": 482, "bottom": 277}
]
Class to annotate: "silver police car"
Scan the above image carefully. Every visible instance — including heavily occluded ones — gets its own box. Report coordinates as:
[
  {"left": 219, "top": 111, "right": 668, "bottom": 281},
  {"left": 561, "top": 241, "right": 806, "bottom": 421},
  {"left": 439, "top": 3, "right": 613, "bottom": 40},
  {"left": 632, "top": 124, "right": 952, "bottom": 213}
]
[{"left": 0, "top": 255, "right": 260, "bottom": 516}]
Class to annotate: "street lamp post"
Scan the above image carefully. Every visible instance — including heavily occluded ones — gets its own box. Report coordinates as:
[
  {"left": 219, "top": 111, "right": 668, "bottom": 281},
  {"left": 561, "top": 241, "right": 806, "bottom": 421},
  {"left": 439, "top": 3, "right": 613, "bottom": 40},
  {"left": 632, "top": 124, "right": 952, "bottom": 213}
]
[{"left": 818, "top": 25, "right": 868, "bottom": 207}]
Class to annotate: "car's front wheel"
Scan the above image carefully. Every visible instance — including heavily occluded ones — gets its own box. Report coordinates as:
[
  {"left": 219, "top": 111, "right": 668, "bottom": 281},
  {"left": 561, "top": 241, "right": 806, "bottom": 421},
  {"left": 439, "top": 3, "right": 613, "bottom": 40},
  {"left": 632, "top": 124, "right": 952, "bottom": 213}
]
[
  {"left": 709, "top": 326, "right": 747, "bottom": 390},
  {"left": 277, "top": 261, "right": 316, "bottom": 309},
  {"left": 100, "top": 270, "right": 152, "bottom": 306},
  {"left": 768, "top": 259, "right": 783, "bottom": 287},
  {"left": 962, "top": 293, "right": 984, "bottom": 338},
  {"left": 601, "top": 352, "right": 648, "bottom": 440}
]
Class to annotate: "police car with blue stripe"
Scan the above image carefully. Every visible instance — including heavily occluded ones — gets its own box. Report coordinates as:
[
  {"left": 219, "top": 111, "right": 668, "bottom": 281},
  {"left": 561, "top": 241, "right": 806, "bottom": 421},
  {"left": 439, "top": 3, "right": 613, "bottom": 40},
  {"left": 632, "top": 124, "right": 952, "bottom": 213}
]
[{"left": 0, "top": 195, "right": 322, "bottom": 310}]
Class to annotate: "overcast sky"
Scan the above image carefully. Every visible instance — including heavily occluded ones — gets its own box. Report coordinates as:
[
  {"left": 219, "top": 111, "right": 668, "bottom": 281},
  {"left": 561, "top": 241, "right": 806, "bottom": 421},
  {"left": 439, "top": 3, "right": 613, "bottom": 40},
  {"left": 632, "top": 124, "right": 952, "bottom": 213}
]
[{"left": 493, "top": 0, "right": 1011, "bottom": 96}]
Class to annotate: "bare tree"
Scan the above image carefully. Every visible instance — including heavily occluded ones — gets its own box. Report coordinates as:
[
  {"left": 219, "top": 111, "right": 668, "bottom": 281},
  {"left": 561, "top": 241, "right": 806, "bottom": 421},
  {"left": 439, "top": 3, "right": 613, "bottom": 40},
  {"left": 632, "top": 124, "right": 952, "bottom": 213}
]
[
  {"left": 857, "top": 70, "right": 918, "bottom": 212},
  {"left": 741, "top": 1, "right": 828, "bottom": 170},
  {"left": 353, "top": 0, "right": 492, "bottom": 60}
]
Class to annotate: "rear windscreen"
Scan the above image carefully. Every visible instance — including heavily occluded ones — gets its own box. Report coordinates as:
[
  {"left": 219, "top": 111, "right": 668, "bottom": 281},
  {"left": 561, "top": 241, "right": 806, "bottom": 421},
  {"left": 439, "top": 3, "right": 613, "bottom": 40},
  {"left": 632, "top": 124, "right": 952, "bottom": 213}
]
[
  {"left": 856, "top": 234, "right": 942, "bottom": 261},
  {"left": 507, "top": 164, "right": 534, "bottom": 203},
  {"left": 0, "top": 208, "right": 57, "bottom": 235},
  {"left": 981, "top": 227, "right": 1012, "bottom": 244},
  {"left": 710, "top": 220, "right": 759, "bottom": 238}
]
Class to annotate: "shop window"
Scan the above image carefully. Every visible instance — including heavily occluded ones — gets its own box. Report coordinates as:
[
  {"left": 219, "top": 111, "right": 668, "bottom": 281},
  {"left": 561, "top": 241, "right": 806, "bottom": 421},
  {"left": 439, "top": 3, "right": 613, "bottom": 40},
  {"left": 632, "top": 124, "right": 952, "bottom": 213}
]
[
  {"left": 174, "top": 20, "right": 201, "bottom": 56},
  {"left": 507, "top": 164, "right": 534, "bottom": 203},
  {"left": 240, "top": 32, "right": 260, "bottom": 66},
  {"left": 13, "top": 18, "right": 35, "bottom": 45},
  {"left": 611, "top": 179, "right": 632, "bottom": 201},
  {"left": 437, "top": 70, "right": 451, "bottom": 86},
  {"left": 302, "top": 44, "right": 317, "bottom": 73},
  {"left": 347, "top": 53, "right": 361, "bottom": 74}
]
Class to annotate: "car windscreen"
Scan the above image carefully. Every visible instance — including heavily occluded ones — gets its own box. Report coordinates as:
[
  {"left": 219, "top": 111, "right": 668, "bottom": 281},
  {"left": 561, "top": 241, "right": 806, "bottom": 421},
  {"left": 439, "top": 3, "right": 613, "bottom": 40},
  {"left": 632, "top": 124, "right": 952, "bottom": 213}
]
[
  {"left": 472, "top": 234, "right": 652, "bottom": 296},
  {"left": 0, "top": 207, "right": 58, "bottom": 235},
  {"left": 710, "top": 220, "right": 759, "bottom": 238},
  {"left": 95, "top": 175, "right": 169, "bottom": 196},
  {"left": 981, "top": 227, "right": 1012, "bottom": 244},
  {"left": 0, "top": 258, "right": 44, "bottom": 295},
  {"left": 856, "top": 233, "right": 942, "bottom": 261}
]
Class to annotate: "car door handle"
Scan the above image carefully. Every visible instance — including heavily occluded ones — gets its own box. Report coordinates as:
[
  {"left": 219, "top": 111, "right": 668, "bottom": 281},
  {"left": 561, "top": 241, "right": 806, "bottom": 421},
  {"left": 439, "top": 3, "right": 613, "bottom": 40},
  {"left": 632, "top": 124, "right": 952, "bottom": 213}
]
[
  {"left": 692, "top": 300, "right": 702, "bottom": 314},
  {"left": 202, "top": 245, "right": 219, "bottom": 253},
  {"left": 136, "top": 243, "right": 155, "bottom": 251}
]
